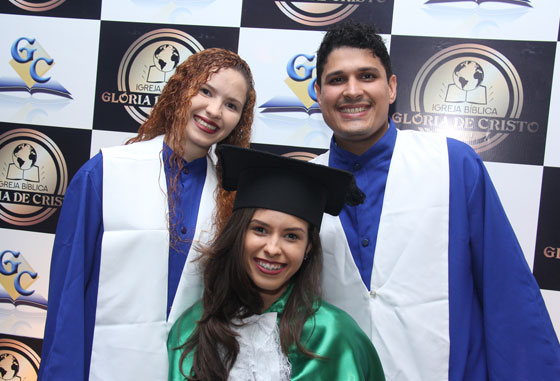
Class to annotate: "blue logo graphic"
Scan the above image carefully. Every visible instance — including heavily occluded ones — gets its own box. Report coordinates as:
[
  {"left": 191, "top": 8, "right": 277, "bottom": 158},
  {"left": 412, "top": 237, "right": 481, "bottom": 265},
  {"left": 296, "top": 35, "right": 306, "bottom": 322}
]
[
  {"left": 0, "top": 249, "right": 47, "bottom": 310},
  {"left": 0, "top": 37, "right": 72, "bottom": 98},
  {"left": 259, "top": 53, "right": 321, "bottom": 114},
  {"left": 425, "top": 0, "right": 532, "bottom": 7}
]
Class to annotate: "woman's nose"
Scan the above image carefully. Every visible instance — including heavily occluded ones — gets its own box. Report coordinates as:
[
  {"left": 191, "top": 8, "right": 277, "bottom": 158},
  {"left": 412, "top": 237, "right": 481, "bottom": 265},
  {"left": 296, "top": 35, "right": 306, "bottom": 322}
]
[{"left": 264, "top": 236, "right": 281, "bottom": 256}]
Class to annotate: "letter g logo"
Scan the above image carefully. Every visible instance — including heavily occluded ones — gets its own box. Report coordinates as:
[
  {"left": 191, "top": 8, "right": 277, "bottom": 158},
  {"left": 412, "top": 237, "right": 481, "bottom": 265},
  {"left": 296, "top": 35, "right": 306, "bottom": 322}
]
[
  {"left": 286, "top": 54, "right": 318, "bottom": 102},
  {"left": 10, "top": 37, "right": 54, "bottom": 84}
]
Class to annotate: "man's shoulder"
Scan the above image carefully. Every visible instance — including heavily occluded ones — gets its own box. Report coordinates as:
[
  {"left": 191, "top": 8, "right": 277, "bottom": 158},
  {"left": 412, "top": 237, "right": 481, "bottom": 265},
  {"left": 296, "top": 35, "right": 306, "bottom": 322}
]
[
  {"left": 445, "top": 136, "right": 485, "bottom": 175},
  {"left": 445, "top": 135, "right": 478, "bottom": 157},
  {"left": 398, "top": 129, "right": 479, "bottom": 161}
]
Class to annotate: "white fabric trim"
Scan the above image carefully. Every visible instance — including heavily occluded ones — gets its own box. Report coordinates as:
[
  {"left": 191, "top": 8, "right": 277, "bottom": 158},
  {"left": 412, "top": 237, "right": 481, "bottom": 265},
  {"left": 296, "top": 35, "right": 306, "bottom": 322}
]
[
  {"left": 317, "top": 130, "right": 450, "bottom": 381},
  {"left": 229, "top": 312, "right": 291, "bottom": 381},
  {"left": 90, "top": 137, "right": 217, "bottom": 380}
]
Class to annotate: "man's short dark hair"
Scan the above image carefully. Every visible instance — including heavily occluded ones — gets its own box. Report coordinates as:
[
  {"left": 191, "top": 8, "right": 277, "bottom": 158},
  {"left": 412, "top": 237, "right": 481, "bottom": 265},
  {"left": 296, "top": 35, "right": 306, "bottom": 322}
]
[{"left": 315, "top": 20, "right": 392, "bottom": 87}]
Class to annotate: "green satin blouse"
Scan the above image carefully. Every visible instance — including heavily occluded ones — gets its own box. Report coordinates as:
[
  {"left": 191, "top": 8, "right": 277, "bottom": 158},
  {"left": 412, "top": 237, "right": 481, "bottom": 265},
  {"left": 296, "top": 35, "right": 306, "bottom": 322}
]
[{"left": 168, "top": 288, "right": 384, "bottom": 380}]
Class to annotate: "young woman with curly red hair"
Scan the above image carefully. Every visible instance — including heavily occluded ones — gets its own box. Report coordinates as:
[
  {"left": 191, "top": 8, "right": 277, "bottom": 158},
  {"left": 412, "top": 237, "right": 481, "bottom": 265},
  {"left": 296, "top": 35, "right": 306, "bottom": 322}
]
[{"left": 39, "top": 48, "right": 256, "bottom": 381}]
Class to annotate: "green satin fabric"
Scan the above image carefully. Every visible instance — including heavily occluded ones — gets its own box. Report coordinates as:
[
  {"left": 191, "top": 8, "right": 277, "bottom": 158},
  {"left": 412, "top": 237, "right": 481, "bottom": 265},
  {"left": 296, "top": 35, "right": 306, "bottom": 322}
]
[
  {"left": 168, "top": 288, "right": 384, "bottom": 380},
  {"left": 168, "top": 301, "right": 201, "bottom": 381}
]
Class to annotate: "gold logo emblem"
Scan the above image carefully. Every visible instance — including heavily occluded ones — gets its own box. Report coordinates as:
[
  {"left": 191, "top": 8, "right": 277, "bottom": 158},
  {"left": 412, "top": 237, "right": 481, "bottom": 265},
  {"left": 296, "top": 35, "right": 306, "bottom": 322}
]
[
  {"left": 101, "top": 29, "right": 204, "bottom": 124},
  {"left": 0, "top": 129, "right": 67, "bottom": 226},
  {"left": 8, "top": 0, "right": 66, "bottom": 12},
  {"left": 0, "top": 339, "right": 40, "bottom": 380},
  {"left": 274, "top": 1, "right": 360, "bottom": 26},
  {"left": 394, "top": 43, "right": 537, "bottom": 153}
]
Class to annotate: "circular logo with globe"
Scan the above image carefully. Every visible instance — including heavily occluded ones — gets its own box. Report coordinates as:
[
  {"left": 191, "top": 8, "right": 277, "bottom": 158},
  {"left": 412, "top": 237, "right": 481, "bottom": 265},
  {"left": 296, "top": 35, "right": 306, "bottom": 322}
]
[
  {"left": 408, "top": 43, "right": 524, "bottom": 153},
  {"left": 153, "top": 44, "right": 179, "bottom": 73},
  {"left": 0, "top": 129, "right": 68, "bottom": 226},
  {"left": 117, "top": 29, "right": 204, "bottom": 124},
  {"left": 453, "top": 60, "right": 484, "bottom": 92},
  {"left": 275, "top": 1, "right": 359, "bottom": 26},
  {"left": 0, "top": 339, "right": 40, "bottom": 380},
  {"left": 0, "top": 353, "right": 19, "bottom": 380},
  {"left": 8, "top": 0, "right": 66, "bottom": 12},
  {"left": 12, "top": 143, "right": 37, "bottom": 171}
]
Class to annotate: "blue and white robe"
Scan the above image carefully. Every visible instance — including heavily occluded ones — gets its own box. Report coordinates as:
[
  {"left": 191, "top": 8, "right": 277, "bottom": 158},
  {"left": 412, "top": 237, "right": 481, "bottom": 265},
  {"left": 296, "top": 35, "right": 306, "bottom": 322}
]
[
  {"left": 39, "top": 136, "right": 217, "bottom": 380},
  {"left": 316, "top": 121, "right": 560, "bottom": 380}
]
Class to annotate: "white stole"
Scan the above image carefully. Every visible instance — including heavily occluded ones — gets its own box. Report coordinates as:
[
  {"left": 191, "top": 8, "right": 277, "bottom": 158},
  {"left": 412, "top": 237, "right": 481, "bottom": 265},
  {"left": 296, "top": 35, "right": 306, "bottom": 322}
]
[
  {"left": 318, "top": 129, "right": 450, "bottom": 381},
  {"left": 89, "top": 136, "right": 216, "bottom": 380}
]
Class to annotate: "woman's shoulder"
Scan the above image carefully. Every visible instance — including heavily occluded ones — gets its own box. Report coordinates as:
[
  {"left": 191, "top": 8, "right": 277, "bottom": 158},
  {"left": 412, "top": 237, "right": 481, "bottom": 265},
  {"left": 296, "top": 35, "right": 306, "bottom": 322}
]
[
  {"left": 175, "top": 301, "right": 203, "bottom": 329},
  {"left": 314, "top": 300, "right": 363, "bottom": 331},
  {"left": 64, "top": 152, "right": 103, "bottom": 196},
  {"left": 293, "top": 300, "right": 385, "bottom": 380},
  {"left": 102, "top": 135, "right": 165, "bottom": 159},
  {"left": 303, "top": 299, "right": 373, "bottom": 349},
  {"left": 168, "top": 301, "right": 203, "bottom": 347}
]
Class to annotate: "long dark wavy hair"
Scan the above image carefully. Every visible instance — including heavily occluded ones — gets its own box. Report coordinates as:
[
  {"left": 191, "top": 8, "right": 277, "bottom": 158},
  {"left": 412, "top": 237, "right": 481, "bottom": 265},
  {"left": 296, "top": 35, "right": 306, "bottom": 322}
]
[
  {"left": 174, "top": 207, "right": 323, "bottom": 380},
  {"left": 127, "top": 48, "right": 256, "bottom": 240}
]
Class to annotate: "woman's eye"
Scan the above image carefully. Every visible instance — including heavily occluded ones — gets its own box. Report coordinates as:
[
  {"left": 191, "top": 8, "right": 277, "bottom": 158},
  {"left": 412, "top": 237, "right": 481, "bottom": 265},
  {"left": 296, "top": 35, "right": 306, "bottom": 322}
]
[
  {"left": 252, "top": 226, "right": 265, "bottom": 234},
  {"left": 200, "top": 88, "right": 211, "bottom": 96},
  {"left": 226, "top": 102, "right": 238, "bottom": 111},
  {"left": 285, "top": 233, "right": 300, "bottom": 241}
]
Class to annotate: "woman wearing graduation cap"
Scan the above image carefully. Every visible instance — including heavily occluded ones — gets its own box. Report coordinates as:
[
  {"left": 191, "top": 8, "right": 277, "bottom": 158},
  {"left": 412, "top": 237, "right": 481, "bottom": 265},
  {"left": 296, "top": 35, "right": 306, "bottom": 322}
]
[{"left": 168, "top": 145, "right": 385, "bottom": 380}]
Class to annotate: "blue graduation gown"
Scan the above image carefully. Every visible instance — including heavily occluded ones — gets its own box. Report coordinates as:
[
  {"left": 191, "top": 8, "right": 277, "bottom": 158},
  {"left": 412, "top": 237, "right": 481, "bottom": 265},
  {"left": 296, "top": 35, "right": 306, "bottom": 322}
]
[
  {"left": 323, "top": 120, "right": 560, "bottom": 380},
  {"left": 39, "top": 141, "right": 207, "bottom": 380}
]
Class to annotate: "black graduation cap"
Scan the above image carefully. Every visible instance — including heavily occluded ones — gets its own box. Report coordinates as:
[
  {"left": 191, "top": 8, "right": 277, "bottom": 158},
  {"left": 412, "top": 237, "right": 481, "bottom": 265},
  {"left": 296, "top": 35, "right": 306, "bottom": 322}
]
[{"left": 216, "top": 144, "right": 362, "bottom": 228}]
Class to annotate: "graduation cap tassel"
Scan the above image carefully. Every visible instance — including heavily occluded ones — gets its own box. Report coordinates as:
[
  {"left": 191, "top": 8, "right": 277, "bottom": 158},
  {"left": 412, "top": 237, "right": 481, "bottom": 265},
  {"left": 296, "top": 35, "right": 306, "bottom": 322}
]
[{"left": 344, "top": 177, "right": 366, "bottom": 207}]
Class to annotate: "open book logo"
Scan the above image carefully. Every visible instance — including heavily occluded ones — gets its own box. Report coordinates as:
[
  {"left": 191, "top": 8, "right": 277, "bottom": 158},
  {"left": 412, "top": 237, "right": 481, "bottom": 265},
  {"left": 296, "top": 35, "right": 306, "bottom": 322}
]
[
  {"left": 0, "top": 250, "right": 43, "bottom": 307},
  {"left": 393, "top": 43, "right": 540, "bottom": 154},
  {"left": 445, "top": 60, "right": 487, "bottom": 104},
  {"left": 425, "top": 0, "right": 532, "bottom": 7},
  {"left": 259, "top": 52, "right": 321, "bottom": 115},
  {"left": 0, "top": 37, "right": 72, "bottom": 99},
  {"left": 0, "top": 128, "right": 67, "bottom": 226},
  {"left": 99, "top": 29, "right": 203, "bottom": 125}
]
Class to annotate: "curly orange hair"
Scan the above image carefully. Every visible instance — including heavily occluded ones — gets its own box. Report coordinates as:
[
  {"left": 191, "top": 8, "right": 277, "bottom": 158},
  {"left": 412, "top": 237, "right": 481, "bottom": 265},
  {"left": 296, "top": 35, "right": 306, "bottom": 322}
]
[{"left": 128, "top": 48, "right": 256, "bottom": 239}]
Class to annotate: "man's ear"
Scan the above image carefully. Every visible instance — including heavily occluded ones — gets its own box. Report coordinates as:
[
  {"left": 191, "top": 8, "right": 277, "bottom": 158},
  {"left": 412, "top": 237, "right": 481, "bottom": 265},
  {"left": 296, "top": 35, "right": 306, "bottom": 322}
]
[
  {"left": 388, "top": 74, "right": 397, "bottom": 104},
  {"left": 314, "top": 82, "right": 322, "bottom": 106}
]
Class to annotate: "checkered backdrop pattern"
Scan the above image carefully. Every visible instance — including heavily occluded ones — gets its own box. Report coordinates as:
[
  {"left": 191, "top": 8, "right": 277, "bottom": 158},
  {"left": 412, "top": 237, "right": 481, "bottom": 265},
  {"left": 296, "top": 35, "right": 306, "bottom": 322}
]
[{"left": 0, "top": 1, "right": 559, "bottom": 376}]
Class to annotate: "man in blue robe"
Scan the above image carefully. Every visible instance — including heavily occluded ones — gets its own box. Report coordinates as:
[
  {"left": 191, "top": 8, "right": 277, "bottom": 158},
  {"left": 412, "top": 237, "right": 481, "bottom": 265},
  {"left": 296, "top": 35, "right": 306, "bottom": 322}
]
[{"left": 313, "top": 20, "right": 560, "bottom": 380}]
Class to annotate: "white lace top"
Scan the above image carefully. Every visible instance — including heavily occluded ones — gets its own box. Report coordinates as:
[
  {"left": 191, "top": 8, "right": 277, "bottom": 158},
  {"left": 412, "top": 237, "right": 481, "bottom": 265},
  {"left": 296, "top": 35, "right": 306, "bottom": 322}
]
[{"left": 228, "top": 312, "right": 291, "bottom": 381}]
